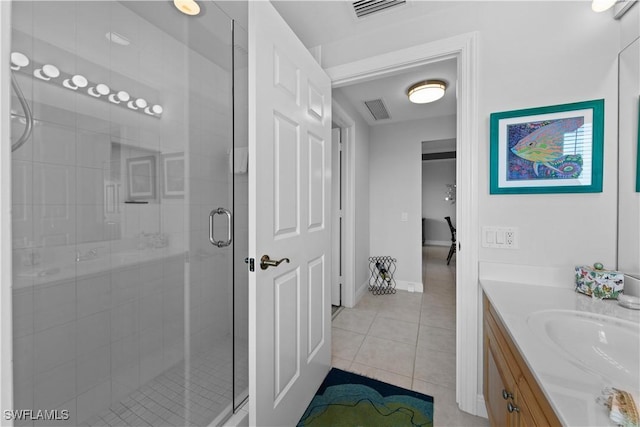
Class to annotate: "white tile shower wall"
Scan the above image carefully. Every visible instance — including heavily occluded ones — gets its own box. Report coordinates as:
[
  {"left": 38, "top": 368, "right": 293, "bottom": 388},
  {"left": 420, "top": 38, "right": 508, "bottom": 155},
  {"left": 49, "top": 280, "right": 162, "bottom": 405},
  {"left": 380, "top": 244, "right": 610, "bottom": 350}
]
[{"left": 13, "top": 254, "right": 233, "bottom": 426}]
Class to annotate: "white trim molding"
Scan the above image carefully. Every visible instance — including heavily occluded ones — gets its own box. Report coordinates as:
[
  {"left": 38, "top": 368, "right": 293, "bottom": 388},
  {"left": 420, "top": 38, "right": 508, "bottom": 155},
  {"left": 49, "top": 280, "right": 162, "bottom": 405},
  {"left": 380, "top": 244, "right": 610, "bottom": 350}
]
[
  {"left": 476, "top": 394, "right": 489, "bottom": 419},
  {"left": 396, "top": 280, "right": 424, "bottom": 293},
  {"left": 425, "top": 240, "right": 451, "bottom": 247},
  {"left": 327, "top": 32, "right": 476, "bottom": 88},
  {"left": 326, "top": 31, "right": 481, "bottom": 416},
  {"left": 614, "top": 0, "right": 637, "bottom": 19},
  {"left": 354, "top": 280, "right": 369, "bottom": 307},
  {"left": 331, "top": 100, "right": 357, "bottom": 309}
]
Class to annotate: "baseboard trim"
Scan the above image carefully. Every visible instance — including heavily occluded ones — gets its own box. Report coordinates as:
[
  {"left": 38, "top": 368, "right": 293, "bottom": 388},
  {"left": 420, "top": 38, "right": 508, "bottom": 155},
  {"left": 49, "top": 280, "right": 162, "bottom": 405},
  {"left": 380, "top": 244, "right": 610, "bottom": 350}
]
[
  {"left": 425, "top": 240, "right": 451, "bottom": 247},
  {"left": 355, "top": 279, "right": 423, "bottom": 299},
  {"left": 353, "top": 280, "right": 368, "bottom": 307},
  {"left": 396, "top": 280, "right": 424, "bottom": 293},
  {"left": 476, "top": 393, "right": 488, "bottom": 418}
]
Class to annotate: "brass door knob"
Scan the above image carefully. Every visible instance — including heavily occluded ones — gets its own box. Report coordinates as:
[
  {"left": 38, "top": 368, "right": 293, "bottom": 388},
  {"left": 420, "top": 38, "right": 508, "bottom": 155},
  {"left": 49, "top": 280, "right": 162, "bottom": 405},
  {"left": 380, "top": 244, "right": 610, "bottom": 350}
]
[{"left": 260, "top": 255, "right": 290, "bottom": 270}]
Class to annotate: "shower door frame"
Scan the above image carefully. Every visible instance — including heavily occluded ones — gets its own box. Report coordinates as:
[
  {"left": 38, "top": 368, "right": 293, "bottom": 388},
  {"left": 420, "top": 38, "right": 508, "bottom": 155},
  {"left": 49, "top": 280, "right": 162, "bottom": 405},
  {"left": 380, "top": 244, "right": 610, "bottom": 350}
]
[{"left": 1, "top": 0, "right": 15, "bottom": 418}]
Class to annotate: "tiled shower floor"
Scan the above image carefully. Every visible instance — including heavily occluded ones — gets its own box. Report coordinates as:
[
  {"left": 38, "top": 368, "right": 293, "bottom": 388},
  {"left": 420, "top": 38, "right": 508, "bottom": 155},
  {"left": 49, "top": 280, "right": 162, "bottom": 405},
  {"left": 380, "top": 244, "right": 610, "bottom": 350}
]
[{"left": 83, "top": 338, "right": 247, "bottom": 427}]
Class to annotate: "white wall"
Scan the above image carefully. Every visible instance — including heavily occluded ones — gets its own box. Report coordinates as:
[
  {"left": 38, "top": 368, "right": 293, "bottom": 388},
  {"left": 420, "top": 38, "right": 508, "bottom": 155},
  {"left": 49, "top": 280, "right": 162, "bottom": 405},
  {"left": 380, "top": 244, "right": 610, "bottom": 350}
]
[
  {"left": 332, "top": 90, "right": 371, "bottom": 301},
  {"left": 422, "top": 159, "right": 456, "bottom": 246},
  {"left": 620, "top": 1, "right": 639, "bottom": 48},
  {"left": 369, "top": 117, "right": 454, "bottom": 287},
  {"left": 320, "top": 1, "right": 620, "bottom": 280}
]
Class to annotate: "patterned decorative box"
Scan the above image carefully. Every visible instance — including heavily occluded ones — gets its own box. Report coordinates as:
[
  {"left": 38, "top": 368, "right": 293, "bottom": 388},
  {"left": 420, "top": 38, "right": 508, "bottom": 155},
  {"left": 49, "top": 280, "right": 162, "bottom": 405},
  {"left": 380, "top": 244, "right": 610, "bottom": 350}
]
[{"left": 575, "top": 265, "right": 624, "bottom": 299}]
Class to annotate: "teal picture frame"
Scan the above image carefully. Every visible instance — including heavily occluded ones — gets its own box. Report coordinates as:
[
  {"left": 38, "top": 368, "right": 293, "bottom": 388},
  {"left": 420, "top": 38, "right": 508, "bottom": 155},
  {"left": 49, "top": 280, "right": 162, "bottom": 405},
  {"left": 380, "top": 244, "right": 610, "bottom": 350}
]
[{"left": 490, "top": 99, "right": 604, "bottom": 194}]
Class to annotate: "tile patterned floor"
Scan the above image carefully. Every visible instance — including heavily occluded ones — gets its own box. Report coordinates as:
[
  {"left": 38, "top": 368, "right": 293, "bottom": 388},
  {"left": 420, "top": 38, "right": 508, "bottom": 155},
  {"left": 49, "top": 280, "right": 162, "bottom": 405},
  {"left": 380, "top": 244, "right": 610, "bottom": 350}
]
[
  {"left": 332, "top": 245, "right": 489, "bottom": 426},
  {"left": 83, "top": 338, "right": 244, "bottom": 427}
]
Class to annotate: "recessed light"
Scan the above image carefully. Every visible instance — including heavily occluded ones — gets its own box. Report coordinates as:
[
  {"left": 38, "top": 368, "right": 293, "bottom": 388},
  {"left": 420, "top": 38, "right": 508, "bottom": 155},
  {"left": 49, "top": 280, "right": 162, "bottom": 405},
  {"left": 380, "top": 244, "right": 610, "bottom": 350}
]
[{"left": 174, "top": 0, "right": 200, "bottom": 16}]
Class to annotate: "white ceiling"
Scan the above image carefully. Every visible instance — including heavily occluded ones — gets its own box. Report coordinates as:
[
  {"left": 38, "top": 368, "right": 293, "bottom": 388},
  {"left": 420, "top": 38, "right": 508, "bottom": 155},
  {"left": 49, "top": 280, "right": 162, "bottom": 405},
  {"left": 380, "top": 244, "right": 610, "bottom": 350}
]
[
  {"left": 272, "top": 0, "right": 458, "bottom": 127},
  {"left": 272, "top": 1, "right": 461, "bottom": 50},
  {"left": 336, "top": 58, "right": 456, "bottom": 126}
]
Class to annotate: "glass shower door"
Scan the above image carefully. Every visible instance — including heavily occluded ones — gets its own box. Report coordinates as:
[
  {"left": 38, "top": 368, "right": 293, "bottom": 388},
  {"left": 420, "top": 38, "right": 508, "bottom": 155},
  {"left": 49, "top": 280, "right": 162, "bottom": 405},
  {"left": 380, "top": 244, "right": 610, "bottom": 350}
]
[{"left": 9, "top": 1, "right": 240, "bottom": 426}]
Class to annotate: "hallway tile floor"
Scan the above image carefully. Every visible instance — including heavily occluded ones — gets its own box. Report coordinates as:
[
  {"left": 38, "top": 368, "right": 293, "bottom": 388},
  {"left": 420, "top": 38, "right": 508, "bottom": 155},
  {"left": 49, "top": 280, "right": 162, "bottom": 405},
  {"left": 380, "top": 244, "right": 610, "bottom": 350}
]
[{"left": 332, "top": 245, "right": 489, "bottom": 426}]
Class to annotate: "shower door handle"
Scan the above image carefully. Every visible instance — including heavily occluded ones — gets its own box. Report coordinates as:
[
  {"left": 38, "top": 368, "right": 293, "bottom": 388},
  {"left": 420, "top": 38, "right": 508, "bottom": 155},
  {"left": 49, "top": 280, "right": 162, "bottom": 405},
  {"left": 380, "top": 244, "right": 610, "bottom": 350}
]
[{"left": 209, "top": 207, "right": 233, "bottom": 247}]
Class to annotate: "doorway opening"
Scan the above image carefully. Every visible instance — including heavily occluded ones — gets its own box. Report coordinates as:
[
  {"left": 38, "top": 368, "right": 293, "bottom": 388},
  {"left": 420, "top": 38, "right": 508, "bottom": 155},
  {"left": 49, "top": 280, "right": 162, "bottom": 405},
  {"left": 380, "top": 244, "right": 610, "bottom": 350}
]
[
  {"left": 327, "top": 33, "right": 480, "bottom": 415},
  {"left": 421, "top": 142, "right": 457, "bottom": 268}
]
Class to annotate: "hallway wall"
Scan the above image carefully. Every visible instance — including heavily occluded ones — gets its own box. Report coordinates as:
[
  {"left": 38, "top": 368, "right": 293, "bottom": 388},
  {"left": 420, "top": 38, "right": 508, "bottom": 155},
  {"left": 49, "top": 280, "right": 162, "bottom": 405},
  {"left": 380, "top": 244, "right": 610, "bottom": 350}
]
[{"left": 369, "top": 116, "right": 454, "bottom": 288}]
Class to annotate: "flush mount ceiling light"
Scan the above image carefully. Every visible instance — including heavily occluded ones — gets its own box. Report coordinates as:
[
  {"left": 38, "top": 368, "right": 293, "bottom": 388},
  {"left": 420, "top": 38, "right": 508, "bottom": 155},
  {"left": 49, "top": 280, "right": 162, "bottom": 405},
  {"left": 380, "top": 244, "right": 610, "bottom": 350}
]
[
  {"left": 407, "top": 80, "right": 447, "bottom": 104},
  {"left": 174, "top": 0, "right": 200, "bottom": 16},
  {"left": 591, "top": 0, "right": 617, "bottom": 12}
]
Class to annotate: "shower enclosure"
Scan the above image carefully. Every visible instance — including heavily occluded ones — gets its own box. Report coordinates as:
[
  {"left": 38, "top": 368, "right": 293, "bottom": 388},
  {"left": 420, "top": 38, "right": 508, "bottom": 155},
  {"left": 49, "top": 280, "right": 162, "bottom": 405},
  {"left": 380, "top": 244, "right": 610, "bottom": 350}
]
[{"left": 8, "top": 1, "right": 248, "bottom": 425}]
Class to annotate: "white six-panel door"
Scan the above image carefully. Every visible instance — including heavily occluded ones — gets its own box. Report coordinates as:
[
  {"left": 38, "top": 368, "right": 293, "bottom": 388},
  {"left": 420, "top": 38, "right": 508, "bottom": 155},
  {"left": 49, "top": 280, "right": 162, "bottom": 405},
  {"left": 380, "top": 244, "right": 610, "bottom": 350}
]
[{"left": 248, "top": 1, "right": 332, "bottom": 425}]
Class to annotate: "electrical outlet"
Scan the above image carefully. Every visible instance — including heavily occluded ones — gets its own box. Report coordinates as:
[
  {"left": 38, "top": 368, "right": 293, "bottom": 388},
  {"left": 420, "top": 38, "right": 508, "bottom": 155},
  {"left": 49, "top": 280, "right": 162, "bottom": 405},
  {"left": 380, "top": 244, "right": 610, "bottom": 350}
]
[
  {"left": 505, "top": 230, "right": 515, "bottom": 246},
  {"left": 482, "top": 226, "right": 518, "bottom": 249}
]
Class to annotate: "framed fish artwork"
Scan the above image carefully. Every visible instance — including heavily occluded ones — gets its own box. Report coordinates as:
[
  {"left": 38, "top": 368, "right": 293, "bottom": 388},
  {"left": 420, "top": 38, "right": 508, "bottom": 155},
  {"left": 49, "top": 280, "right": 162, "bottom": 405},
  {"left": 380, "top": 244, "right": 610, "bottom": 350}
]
[{"left": 490, "top": 99, "right": 604, "bottom": 194}]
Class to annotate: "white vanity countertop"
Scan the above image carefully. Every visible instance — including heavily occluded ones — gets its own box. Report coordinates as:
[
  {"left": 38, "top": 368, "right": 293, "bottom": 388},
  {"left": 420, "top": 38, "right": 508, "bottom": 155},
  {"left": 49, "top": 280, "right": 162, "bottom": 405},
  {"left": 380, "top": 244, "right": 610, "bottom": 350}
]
[{"left": 481, "top": 280, "right": 640, "bottom": 427}]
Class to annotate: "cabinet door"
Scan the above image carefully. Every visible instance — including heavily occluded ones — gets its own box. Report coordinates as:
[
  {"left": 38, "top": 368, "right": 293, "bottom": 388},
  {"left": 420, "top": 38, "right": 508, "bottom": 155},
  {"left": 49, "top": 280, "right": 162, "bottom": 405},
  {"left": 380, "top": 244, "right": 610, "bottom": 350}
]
[
  {"left": 485, "top": 325, "right": 517, "bottom": 427},
  {"left": 516, "top": 376, "right": 551, "bottom": 427},
  {"left": 515, "top": 398, "right": 535, "bottom": 427}
]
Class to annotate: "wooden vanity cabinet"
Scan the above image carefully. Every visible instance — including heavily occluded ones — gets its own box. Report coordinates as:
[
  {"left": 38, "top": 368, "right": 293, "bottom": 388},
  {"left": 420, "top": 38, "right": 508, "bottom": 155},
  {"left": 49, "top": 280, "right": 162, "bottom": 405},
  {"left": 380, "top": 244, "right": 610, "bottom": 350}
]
[{"left": 483, "top": 295, "right": 561, "bottom": 427}]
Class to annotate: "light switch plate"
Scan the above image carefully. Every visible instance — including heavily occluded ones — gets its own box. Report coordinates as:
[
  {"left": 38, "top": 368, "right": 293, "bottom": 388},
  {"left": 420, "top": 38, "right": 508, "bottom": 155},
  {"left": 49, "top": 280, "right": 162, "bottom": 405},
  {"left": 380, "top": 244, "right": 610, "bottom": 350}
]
[{"left": 482, "top": 226, "right": 518, "bottom": 249}]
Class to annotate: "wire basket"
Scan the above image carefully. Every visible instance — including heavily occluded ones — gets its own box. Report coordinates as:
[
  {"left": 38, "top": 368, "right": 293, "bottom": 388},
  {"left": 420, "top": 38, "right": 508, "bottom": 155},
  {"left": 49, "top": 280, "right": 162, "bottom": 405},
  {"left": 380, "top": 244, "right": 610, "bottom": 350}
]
[{"left": 368, "top": 256, "right": 397, "bottom": 295}]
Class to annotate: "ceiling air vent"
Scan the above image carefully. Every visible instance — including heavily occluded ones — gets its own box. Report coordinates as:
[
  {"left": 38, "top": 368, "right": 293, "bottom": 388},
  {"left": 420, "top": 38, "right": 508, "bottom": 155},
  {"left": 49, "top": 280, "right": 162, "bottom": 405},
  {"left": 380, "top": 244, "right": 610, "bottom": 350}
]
[
  {"left": 364, "top": 99, "right": 391, "bottom": 121},
  {"left": 352, "top": 0, "right": 407, "bottom": 19}
]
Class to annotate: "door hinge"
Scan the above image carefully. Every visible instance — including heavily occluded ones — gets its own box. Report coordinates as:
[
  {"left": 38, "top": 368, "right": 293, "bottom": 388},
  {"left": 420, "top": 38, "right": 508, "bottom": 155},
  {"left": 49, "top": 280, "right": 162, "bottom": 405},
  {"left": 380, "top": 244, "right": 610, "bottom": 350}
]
[{"left": 245, "top": 257, "right": 255, "bottom": 272}]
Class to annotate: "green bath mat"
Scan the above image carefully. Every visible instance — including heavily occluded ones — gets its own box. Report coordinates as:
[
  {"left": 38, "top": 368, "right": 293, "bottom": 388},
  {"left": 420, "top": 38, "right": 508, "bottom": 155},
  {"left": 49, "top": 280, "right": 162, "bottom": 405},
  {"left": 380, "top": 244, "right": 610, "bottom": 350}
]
[{"left": 297, "top": 368, "right": 434, "bottom": 427}]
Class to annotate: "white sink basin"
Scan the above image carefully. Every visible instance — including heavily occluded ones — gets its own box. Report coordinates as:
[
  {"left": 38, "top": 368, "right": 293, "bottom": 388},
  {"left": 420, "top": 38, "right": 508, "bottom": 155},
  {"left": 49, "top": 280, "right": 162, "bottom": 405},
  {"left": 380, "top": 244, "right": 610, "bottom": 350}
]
[{"left": 527, "top": 310, "right": 640, "bottom": 389}]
